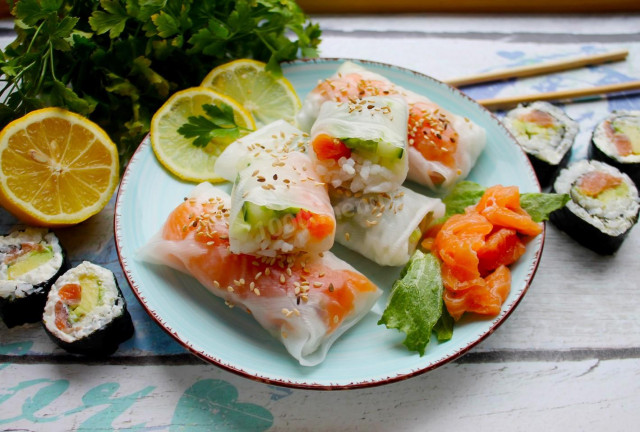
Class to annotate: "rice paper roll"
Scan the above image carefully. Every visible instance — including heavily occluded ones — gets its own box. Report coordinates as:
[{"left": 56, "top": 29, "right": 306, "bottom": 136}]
[
  {"left": 214, "top": 120, "right": 308, "bottom": 182},
  {"left": 331, "top": 186, "right": 445, "bottom": 266},
  {"left": 405, "top": 99, "right": 486, "bottom": 193},
  {"left": 229, "top": 151, "right": 335, "bottom": 256},
  {"left": 139, "top": 183, "right": 381, "bottom": 366},
  {"left": 309, "top": 95, "right": 409, "bottom": 194},
  {"left": 299, "top": 61, "right": 486, "bottom": 194}
]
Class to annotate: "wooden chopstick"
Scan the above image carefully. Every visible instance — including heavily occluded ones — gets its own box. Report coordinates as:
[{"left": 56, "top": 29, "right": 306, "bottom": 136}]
[
  {"left": 477, "top": 80, "right": 640, "bottom": 111},
  {"left": 445, "top": 49, "right": 629, "bottom": 87}
]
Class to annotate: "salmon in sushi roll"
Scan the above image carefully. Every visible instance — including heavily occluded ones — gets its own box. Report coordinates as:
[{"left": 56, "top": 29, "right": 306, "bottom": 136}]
[{"left": 139, "top": 183, "right": 382, "bottom": 366}]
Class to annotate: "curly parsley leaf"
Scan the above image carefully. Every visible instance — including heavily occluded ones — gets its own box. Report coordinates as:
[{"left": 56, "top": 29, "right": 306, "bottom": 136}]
[{"left": 178, "top": 103, "right": 245, "bottom": 148}]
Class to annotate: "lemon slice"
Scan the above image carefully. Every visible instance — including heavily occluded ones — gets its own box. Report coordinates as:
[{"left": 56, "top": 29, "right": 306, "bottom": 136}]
[
  {"left": 150, "top": 87, "right": 255, "bottom": 182},
  {"left": 201, "top": 59, "right": 301, "bottom": 127},
  {"left": 0, "top": 108, "right": 119, "bottom": 227}
]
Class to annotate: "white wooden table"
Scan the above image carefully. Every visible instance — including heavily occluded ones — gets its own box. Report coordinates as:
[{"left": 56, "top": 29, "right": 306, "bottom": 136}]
[{"left": 1, "top": 14, "right": 640, "bottom": 431}]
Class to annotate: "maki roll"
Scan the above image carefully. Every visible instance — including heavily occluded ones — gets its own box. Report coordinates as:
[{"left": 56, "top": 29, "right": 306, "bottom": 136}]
[
  {"left": 551, "top": 160, "right": 640, "bottom": 254},
  {"left": 588, "top": 110, "right": 640, "bottom": 186},
  {"left": 42, "top": 261, "right": 134, "bottom": 356},
  {"left": 331, "top": 186, "right": 445, "bottom": 266},
  {"left": 309, "top": 95, "right": 410, "bottom": 193},
  {"left": 502, "top": 101, "right": 578, "bottom": 188},
  {"left": 0, "top": 228, "right": 68, "bottom": 327}
]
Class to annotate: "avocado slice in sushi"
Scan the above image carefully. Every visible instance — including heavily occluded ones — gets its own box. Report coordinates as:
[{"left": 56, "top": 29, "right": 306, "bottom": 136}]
[
  {"left": 0, "top": 228, "right": 68, "bottom": 328},
  {"left": 42, "top": 261, "right": 134, "bottom": 356}
]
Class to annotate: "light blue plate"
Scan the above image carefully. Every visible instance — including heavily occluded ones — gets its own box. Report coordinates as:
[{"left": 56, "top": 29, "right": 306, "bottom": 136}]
[{"left": 115, "top": 59, "right": 543, "bottom": 390}]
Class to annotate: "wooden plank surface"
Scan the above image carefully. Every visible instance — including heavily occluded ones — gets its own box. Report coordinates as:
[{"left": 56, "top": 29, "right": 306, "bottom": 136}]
[{"left": 2, "top": 13, "right": 640, "bottom": 431}]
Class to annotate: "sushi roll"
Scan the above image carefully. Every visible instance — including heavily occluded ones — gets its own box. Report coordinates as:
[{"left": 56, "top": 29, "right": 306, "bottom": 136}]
[
  {"left": 331, "top": 186, "right": 445, "bottom": 266},
  {"left": 0, "top": 228, "right": 68, "bottom": 328},
  {"left": 588, "top": 110, "right": 640, "bottom": 186},
  {"left": 502, "top": 101, "right": 578, "bottom": 188},
  {"left": 309, "top": 95, "right": 410, "bottom": 194},
  {"left": 42, "top": 261, "right": 134, "bottom": 356},
  {"left": 139, "top": 183, "right": 381, "bottom": 366},
  {"left": 551, "top": 160, "right": 640, "bottom": 254}
]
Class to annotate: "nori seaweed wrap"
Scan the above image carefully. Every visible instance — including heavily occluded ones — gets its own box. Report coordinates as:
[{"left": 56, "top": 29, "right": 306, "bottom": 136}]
[
  {"left": 551, "top": 160, "right": 640, "bottom": 254},
  {"left": 0, "top": 228, "right": 68, "bottom": 327},
  {"left": 502, "top": 101, "right": 578, "bottom": 188},
  {"left": 42, "top": 261, "right": 134, "bottom": 356},
  {"left": 588, "top": 110, "right": 640, "bottom": 187}
]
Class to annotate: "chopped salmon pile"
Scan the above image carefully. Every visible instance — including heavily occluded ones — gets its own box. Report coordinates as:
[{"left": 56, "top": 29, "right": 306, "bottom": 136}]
[{"left": 428, "top": 185, "right": 542, "bottom": 320}]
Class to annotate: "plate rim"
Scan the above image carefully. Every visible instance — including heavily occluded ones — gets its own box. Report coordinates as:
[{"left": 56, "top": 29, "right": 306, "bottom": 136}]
[{"left": 114, "top": 57, "right": 544, "bottom": 390}]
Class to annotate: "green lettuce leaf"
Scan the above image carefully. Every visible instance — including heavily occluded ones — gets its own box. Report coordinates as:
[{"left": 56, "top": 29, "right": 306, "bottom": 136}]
[
  {"left": 520, "top": 192, "right": 570, "bottom": 222},
  {"left": 433, "top": 302, "right": 454, "bottom": 342},
  {"left": 378, "top": 250, "right": 444, "bottom": 356}
]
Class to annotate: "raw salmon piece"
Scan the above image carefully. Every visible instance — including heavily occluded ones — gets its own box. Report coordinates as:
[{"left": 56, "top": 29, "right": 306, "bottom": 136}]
[
  {"left": 408, "top": 102, "right": 459, "bottom": 176},
  {"left": 475, "top": 185, "right": 542, "bottom": 236},
  {"left": 577, "top": 171, "right": 623, "bottom": 197},
  {"left": 477, "top": 228, "right": 526, "bottom": 274},
  {"left": 519, "top": 109, "right": 557, "bottom": 127},
  {"left": 604, "top": 120, "right": 633, "bottom": 156}
]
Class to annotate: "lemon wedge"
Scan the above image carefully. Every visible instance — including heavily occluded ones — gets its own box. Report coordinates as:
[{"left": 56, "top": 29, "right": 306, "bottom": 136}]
[
  {"left": 201, "top": 59, "right": 301, "bottom": 127},
  {"left": 150, "top": 87, "right": 255, "bottom": 182}
]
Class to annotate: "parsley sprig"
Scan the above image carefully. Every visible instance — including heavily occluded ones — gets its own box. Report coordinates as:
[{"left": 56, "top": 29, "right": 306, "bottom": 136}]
[
  {"left": 178, "top": 103, "right": 248, "bottom": 148},
  {"left": 0, "top": 0, "right": 321, "bottom": 167}
]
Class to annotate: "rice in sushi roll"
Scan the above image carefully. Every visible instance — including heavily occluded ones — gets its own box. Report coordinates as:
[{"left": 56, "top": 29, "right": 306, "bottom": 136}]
[
  {"left": 588, "top": 110, "right": 640, "bottom": 186},
  {"left": 502, "top": 101, "right": 578, "bottom": 188},
  {"left": 43, "top": 261, "right": 134, "bottom": 356},
  {"left": 0, "top": 228, "right": 68, "bottom": 328},
  {"left": 551, "top": 160, "right": 639, "bottom": 254}
]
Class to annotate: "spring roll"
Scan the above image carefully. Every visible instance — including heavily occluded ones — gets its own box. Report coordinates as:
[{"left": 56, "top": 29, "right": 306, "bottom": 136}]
[
  {"left": 309, "top": 95, "right": 409, "bottom": 194},
  {"left": 331, "top": 186, "right": 445, "bottom": 266},
  {"left": 229, "top": 152, "right": 335, "bottom": 256},
  {"left": 139, "top": 183, "right": 381, "bottom": 366},
  {"left": 214, "top": 120, "right": 308, "bottom": 182},
  {"left": 298, "top": 61, "right": 486, "bottom": 194}
]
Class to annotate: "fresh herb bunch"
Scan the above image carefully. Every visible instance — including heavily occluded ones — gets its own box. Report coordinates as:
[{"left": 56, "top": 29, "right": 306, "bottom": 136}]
[
  {"left": 0, "top": 0, "right": 321, "bottom": 166},
  {"left": 178, "top": 102, "right": 250, "bottom": 148}
]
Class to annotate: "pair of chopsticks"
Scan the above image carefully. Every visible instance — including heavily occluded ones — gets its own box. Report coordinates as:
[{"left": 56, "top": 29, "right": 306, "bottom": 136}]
[{"left": 444, "top": 49, "right": 640, "bottom": 111}]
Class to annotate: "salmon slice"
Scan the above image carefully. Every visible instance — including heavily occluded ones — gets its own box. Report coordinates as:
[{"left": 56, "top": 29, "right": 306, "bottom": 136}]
[
  {"left": 408, "top": 102, "right": 459, "bottom": 175},
  {"left": 475, "top": 185, "right": 542, "bottom": 236},
  {"left": 576, "top": 171, "right": 623, "bottom": 197},
  {"left": 604, "top": 120, "right": 633, "bottom": 156},
  {"left": 519, "top": 109, "right": 557, "bottom": 128},
  {"left": 477, "top": 228, "right": 526, "bottom": 274},
  {"left": 313, "top": 73, "right": 397, "bottom": 102}
]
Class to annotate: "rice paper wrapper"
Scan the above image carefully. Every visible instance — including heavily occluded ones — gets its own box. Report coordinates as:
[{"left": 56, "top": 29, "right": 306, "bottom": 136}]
[
  {"left": 229, "top": 152, "right": 335, "bottom": 256},
  {"left": 310, "top": 95, "right": 409, "bottom": 193},
  {"left": 332, "top": 186, "right": 445, "bottom": 266},
  {"left": 138, "top": 182, "right": 381, "bottom": 366},
  {"left": 214, "top": 120, "right": 308, "bottom": 182}
]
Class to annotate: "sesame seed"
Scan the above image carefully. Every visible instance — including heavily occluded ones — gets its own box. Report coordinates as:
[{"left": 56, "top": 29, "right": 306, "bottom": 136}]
[
  {"left": 213, "top": 281, "right": 220, "bottom": 288},
  {"left": 227, "top": 286, "right": 234, "bottom": 292},
  {"left": 328, "top": 283, "right": 335, "bottom": 292},
  {"left": 344, "top": 232, "right": 351, "bottom": 241},
  {"left": 254, "top": 288, "right": 261, "bottom": 296},
  {"left": 333, "top": 315, "right": 339, "bottom": 324},
  {"left": 254, "top": 272, "right": 262, "bottom": 280},
  {"left": 313, "top": 282, "right": 323, "bottom": 288},
  {"left": 280, "top": 274, "right": 286, "bottom": 284},
  {"left": 265, "top": 268, "right": 271, "bottom": 276}
]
